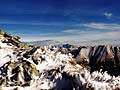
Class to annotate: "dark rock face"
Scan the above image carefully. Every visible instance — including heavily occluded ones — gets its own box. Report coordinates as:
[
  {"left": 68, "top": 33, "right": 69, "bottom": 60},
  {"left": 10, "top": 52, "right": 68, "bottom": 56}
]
[
  {"left": 70, "top": 47, "right": 81, "bottom": 58},
  {"left": 71, "top": 45, "right": 120, "bottom": 76}
]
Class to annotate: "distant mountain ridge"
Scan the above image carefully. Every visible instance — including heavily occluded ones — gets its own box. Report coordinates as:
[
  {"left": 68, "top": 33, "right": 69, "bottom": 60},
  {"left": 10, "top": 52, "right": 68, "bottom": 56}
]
[
  {"left": 26, "top": 38, "right": 120, "bottom": 46},
  {"left": 79, "top": 38, "right": 120, "bottom": 46},
  {"left": 26, "top": 40, "right": 62, "bottom": 46}
]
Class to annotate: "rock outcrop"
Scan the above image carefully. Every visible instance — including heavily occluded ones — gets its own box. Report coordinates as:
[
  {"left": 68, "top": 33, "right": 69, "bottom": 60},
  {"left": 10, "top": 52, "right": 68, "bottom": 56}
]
[{"left": 72, "top": 45, "right": 120, "bottom": 76}]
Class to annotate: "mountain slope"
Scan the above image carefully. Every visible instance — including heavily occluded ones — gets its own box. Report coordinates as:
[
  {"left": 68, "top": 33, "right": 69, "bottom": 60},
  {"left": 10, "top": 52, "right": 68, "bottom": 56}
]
[{"left": 0, "top": 30, "right": 120, "bottom": 90}]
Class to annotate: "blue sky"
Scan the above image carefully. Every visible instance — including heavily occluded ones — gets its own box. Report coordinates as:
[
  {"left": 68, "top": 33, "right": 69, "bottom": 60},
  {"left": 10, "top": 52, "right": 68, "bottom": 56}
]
[{"left": 0, "top": 0, "right": 120, "bottom": 41}]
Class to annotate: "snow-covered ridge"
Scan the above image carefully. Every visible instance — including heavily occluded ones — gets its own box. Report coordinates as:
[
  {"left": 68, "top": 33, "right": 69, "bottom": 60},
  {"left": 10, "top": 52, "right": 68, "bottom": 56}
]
[{"left": 0, "top": 30, "right": 120, "bottom": 90}]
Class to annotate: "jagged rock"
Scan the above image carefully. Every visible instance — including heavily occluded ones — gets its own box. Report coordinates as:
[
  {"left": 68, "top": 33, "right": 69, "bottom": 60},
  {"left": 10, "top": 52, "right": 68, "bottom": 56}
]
[{"left": 72, "top": 45, "right": 120, "bottom": 76}]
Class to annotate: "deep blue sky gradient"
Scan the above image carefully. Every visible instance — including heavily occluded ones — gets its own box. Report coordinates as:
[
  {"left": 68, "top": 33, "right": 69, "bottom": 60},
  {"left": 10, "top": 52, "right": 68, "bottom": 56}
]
[{"left": 0, "top": 0, "right": 120, "bottom": 41}]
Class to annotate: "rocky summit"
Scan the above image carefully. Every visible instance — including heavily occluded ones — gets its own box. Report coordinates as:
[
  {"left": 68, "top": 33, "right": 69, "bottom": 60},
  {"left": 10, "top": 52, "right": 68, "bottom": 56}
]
[{"left": 0, "top": 30, "right": 120, "bottom": 90}]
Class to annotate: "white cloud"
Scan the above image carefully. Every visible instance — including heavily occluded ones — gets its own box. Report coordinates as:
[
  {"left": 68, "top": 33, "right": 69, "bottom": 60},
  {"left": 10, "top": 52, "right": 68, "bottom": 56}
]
[
  {"left": 62, "top": 29, "right": 80, "bottom": 33},
  {"left": 83, "top": 23, "right": 120, "bottom": 30},
  {"left": 103, "top": 12, "right": 112, "bottom": 18},
  {"left": 105, "top": 31, "right": 120, "bottom": 37},
  {"left": 20, "top": 29, "right": 105, "bottom": 42},
  {"left": 20, "top": 22, "right": 120, "bottom": 42}
]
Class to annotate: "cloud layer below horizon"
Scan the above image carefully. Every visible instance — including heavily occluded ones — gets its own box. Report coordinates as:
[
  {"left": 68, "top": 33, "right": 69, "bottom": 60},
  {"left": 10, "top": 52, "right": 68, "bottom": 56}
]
[{"left": 17, "top": 22, "right": 120, "bottom": 42}]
